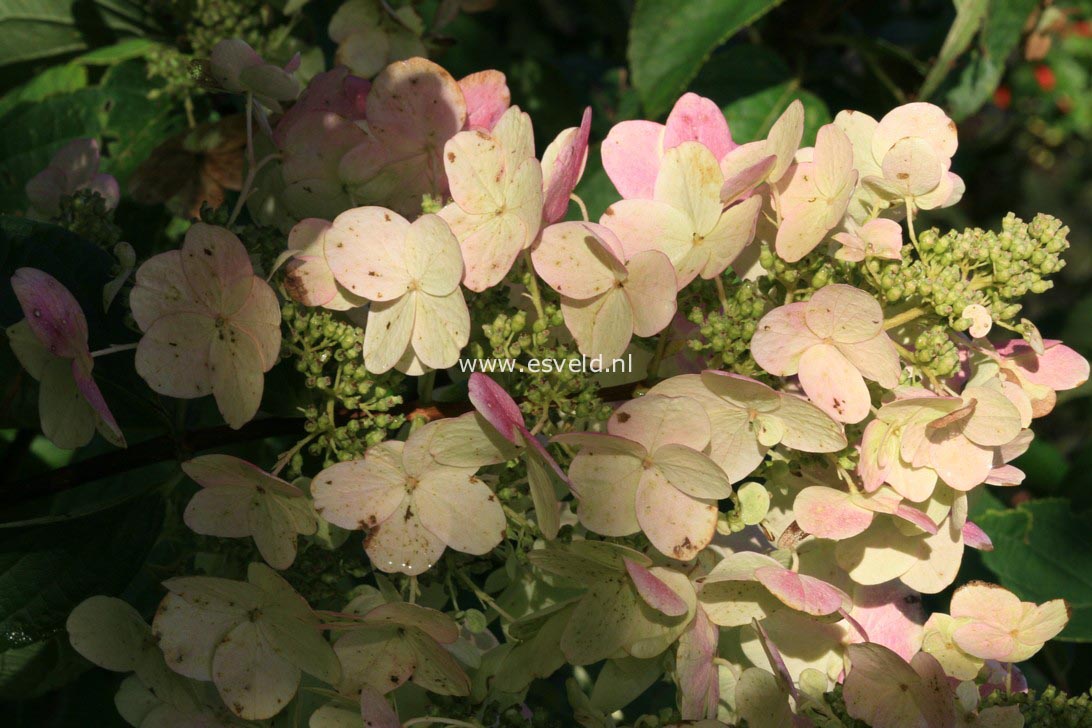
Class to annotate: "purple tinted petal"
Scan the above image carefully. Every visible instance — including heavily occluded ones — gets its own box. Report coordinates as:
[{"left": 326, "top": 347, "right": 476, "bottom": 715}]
[
  {"left": 72, "top": 358, "right": 125, "bottom": 446},
  {"left": 11, "top": 267, "right": 89, "bottom": 359},
  {"left": 467, "top": 373, "right": 524, "bottom": 443}
]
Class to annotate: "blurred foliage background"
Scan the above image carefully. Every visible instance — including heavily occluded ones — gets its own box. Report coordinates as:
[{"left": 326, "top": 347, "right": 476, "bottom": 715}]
[{"left": 0, "top": 0, "right": 1089, "bottom": 723}]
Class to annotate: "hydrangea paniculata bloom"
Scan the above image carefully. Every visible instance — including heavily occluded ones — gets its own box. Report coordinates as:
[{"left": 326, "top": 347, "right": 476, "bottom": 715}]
[
  {"left": 131, "top": 223, "right": 281, "bottom": 429},
  {"left": 182, "top": 454, "right": 319, "bottom": 570},
  {"left": 554, "top": 394, "right": 732, "bottom": 560},
  {"left": 311, "top": 419, "right": 505, "bottom": 574},
  {"left": 209, "top": 39, "right": 300, "bottom": 111},
  {"left": 324, "top": 208, "right": 470, "bottom": 374},
  {"left": 7, "top": 268, "right": 124, "bottom": 448},
  {"left": 25, "top": 138, "right": 119, "bottom": 217},
  {"left": 531, "top": 221, "right": 676, "bottom": 359},
  {"left": 751, "top": 284, "right": 901, "bottom": 423}
]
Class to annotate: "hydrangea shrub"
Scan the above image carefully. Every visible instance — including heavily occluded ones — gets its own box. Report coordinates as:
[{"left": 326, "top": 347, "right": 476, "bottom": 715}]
[{"left": 11, "top": 36, "right": 1089, "bottom": 728}]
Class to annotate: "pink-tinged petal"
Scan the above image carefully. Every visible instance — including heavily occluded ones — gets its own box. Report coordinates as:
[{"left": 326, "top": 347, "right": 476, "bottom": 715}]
[
  {"left": 360, "top": 685, "right": 400, "bottom": 728},
  {"left": 798, "top": 343, "right": 872, "bottom": 423},
  {"left": 625, "top": 558, "right": 688, "bottom": 616},
  {"left": 750, "top": 302, "right": 817, "bottom": 376},
  {"left": 635, "top": 473, "right": 717, "bottom": 561},
  {"left": 25, "top": 165, "right": 65, "bottom": 214},
  {"left": 607, "top": 394, "right": 711, "bottom": 452},
  {"left": 805, "top": 284, "right": 884, "bottom": 343},
  {"left": 663, "top": 93, "right": 733, "bottom": 160},
  {"left": 229, "top": 278, "right": 282, "bottom": 372},
  {"left": 365, "top": 499, "right": 446, "bottom": 575},
  {"left": 849, "top": 582, "right": 924, "bottom": 661},
  {"left": 999, "top": 339, "right": 1090, "bottom": 391},
  {"left": 71, "top": 358, "right": 124, "bottom": 447},
  {"left": 677, "top": 607, "right": 719, "bottom": 720},
  {"left": 927, "top": 435, "right": 993, "bottom": 490},
  {"left": 873, "top": 102, "right": 958, "bottom": 160},
  {"left": 325, "top": 206, "right": 413, "bottom": 301},
  {"left": 754, "top": 566, "right": 848, "bottom": 616},
  {"left": 952, "top": 622, "right": 1018, "bottom": 662},
  {"left": 601, "top": 120, "right": 664, "bottom": 199},
  {"left": 459, "top": 70, "right": 511, "bottom": 132},
  {"left": 135, "top": 312, "right": 215, "bottom": 399},
  {"left": 794, "top": 486, "right": 873, "bottom": 539},
  {"left": 131, "top": 250, "right": 206, "bottom": 330},
  {"left": 11, "top": 268, "right": 89, "bottom": 359},
  {"left": 838, "top": 333, "right": 901, "bottom": 389},
  {"left": 88, "top": 172, "right": 119, "bottom": 211},
  {"left": 274, "top": 67, "right": 369, "bottom": 146},
  {"left": 285, "top": 220, "right": 338, "bottom": 308},
  {"left": 750, "top": 619, "right": 797, "bottom": 701},
  {"left": 541, "top": 107, "right": 591, "bottom": 223},
  {"left": 720, "top": 154, "right": 774, "bottom": 204},
  {"left": 962, "top": 522, "right": 993, "bottom": 551},
  {"left": 180, "top": 223, "right": 254, "bottom": 314},
  {"left": 531, "top": 221, "right": 624, "bottom": 298},
  {"left": 986, "top": 464, "right": 1024, "bottom": 487},
  {"left": 467, "top": 373, "right": 525, "bottom": 444},
  {"left": 894, "top": 505, "right": 938, "bottom": 535},
  {"left": 623, "top": 249, "right": 678, "bottom": 336}
]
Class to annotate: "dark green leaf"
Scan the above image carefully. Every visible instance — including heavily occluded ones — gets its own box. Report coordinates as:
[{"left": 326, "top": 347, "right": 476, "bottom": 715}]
[
  {"left": 977, "top": 499, "right": 1092, "bottom": 641},
  {"left": 0, "top": 0, "right": 157, "bottom": 69},
  {"left": 945, "top": 0, "right": 1039, "bottom": 120},
  {"left": 0, "top": 488, "right": 164, "bottom": 658},
  {"left": 628, "top": 0, "right": 783, "bottom": 118}
]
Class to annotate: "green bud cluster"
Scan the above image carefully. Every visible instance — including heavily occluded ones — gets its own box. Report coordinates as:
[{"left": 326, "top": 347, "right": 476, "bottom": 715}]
[
  {"left": 470, "top": 287, "right": 612, "bottom": 431},
  {"left": 758, "top": 243, "right": 842, "bottom": 294},
  {"left": 867, "top": 213, "right": 1068, "bottom": 330},
  {"left": 54, "top": 190, "right": 122, "bottom": 249},
  {"left": 912, "top": 325, "right": 961, "bottom": 379},
  {"left": 982, "top": 685, "right": 1092, "bottom": 727},
  {"left": 684, "top": 275, "right": 767, "bottom": 376},
  {"left": 145, "top": 0, "right": 289, "bottom": 99},
  {"left": 281, "top": 300, "right": 405, "bottom": 471}
]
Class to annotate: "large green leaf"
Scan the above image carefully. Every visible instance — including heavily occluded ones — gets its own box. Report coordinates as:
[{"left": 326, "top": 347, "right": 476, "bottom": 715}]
[
  {"left": 0, "top": 488, "right": 164, "bottom": 696},
  {"left": 919, "top": 0, "right": 989, "bottom": 100},
  {"left": 944, "top": 0, "right": 1039, "bottom": 120},
  {"left": 0, "top": 59, "right": 183, "bottom": 212},
  {"left": 0, "top": 0, "right": 156, "bottom": 69},
  {"left": 977, "top": 499, "right": 1092, "bottom": 641},
  {"left": 628, "top": 0, "right": 783, "bottom": 118}
]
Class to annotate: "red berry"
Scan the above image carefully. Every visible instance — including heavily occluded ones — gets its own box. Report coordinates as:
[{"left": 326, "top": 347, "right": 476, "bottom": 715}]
[
  {"left": 994, "top": 85, "right": 1012, "bottom": 109},
  {"left": 1034, "top": 65, "right": 1056, "bottom": 92}
]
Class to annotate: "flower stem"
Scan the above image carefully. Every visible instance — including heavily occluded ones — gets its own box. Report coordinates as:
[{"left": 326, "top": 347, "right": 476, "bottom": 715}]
[
  {"left": 883, "top": 306, "right": 927, "bottom": 331},
  {"left": 522, "top": 251, "right": 547, "bottom": 323},
  {"left": 228, "top": 152, "right": 279, "bottom": 227},
  {"left": 570, "top": 193, "right": 590, "bottom": 222},
  {"left": 646, "top": 329, "right": 672, "bottom": 382},
  {"left": 715, "top": 276, "right": 730, "bottom": 314},
  {"left": 90, "top": 342, "right": 138, "bottom": 358}
]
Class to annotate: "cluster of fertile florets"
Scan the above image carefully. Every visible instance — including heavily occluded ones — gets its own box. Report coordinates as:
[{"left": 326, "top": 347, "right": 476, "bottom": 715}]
[{"left": 9, "top": 33, "right": 1090, "bottom": 728}]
